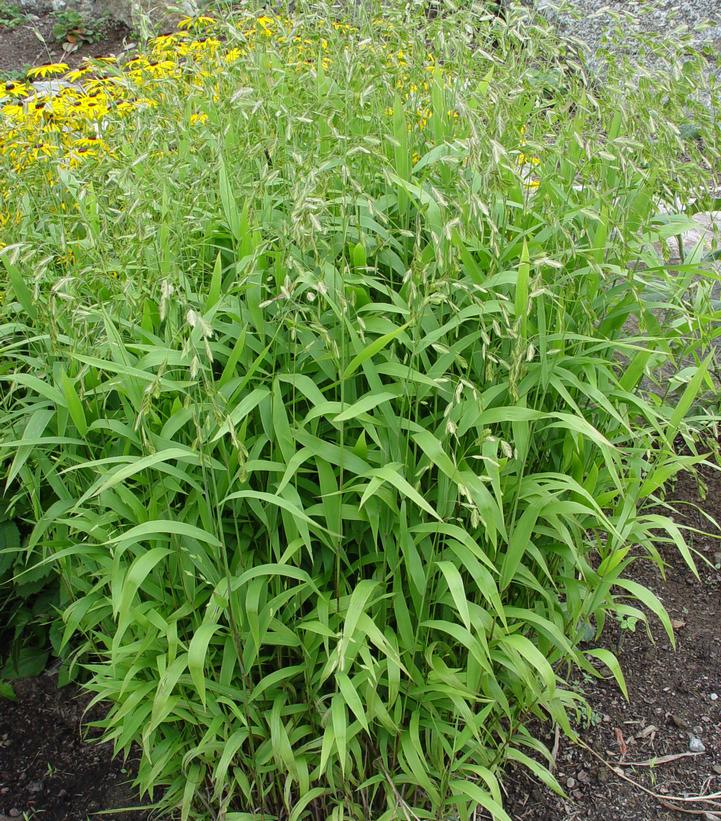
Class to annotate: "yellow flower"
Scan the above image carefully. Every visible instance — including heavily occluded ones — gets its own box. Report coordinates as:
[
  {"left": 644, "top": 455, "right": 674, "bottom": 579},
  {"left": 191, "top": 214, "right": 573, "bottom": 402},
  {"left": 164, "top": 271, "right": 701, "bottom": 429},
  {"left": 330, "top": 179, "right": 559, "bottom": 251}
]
[
  {"left": 0, "top": 81, "right": 30, "bottom": 98},
  {"left": 1, "top": 102, "right": 24, "bottom": 119},
  {"left": 517, "top": 152, "right": 540, "bottom": 166},
  {"left": 27, "top": 63, "right": 69, "bottom": 79},
  {"left": 186, "top": 38, "right": 221, "bottom": 56},
  {"left": 257, "top": 15, "right": 275, "bottom": 36},
  {"left": 72, "top": 136, "right": 109, "bottom": 150},
  {"left": 225, "top": 47, "right": 243, "bottom": 64},
  {"left": 65, "top": 67, "right": 92, "bottom": 82},
  {"left": 178, "top": 15, "right": 216, "bottom": 31},
  {"left": 190, "top": 112, "right": 208, "bottom": 125}
]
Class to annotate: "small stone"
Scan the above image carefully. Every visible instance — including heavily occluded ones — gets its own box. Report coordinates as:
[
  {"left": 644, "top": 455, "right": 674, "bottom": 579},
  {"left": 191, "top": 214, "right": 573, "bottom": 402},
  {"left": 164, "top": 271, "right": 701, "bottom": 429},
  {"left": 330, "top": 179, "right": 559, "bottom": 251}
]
[
  {"left": 566, "top": 777, "right": 576, "bottom": 788},
  {"left": 596, "top": 766, "right": 609, "bottom": 783},
  {"left": 694, "top": 726, "right": 704, "bottom": 736},
  {"left": 712, "top": 764, "right": 721, "bottom": 775},
  {"left": 671, "top": 714, "right": 690, "bottom": 730},
  {"left": 27, "top": 780, "right": 43, "bottom": 793},
  {"left": 710, "top": 693, "right": 718, "bottom": 701},
  {"left": 9, "top": 811, "right": 20, "bottom": 819},
  {"left": 689, "top": 736, "right": 706, "bottom": 753},
  {"left": 602, "top": 714, "right": 611, "bottom": 723}
]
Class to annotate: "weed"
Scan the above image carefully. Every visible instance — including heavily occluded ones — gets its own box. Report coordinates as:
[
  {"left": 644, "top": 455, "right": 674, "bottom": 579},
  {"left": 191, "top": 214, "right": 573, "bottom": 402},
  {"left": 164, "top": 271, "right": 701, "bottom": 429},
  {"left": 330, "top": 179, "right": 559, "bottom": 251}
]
[
  {"left": 0, "top": 1, "right": 24, "bottom": 29},
  {"left": 51, "top": 10, "right": 108, "bottom": 46}
]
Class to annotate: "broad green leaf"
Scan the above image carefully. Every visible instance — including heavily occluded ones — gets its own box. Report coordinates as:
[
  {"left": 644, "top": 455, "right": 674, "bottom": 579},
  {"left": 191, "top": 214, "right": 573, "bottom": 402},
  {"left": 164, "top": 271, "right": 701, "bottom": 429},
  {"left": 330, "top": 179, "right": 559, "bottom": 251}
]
[
  {"left": 585, "top": 648, "right": 628, "bottom": 699},
  {"left": 667, "top": 353, "right": 713, "bottom": 439},
  {"left": 614, "top": 578, "right": 675, "bottom": 646},
  {"left": 334, "top": 390, "right": 399, "bottom": 422},
  {"left": 451, "top": 779, "right": 512, "bottom": 821},
  {"left": 336, "top": 672, "right": 369, "bottom": 732},
  {"left": 211, "top": 387, "right": 270, "bottom": 441},
  {"left": 61, "top": 370, "right": 87, "bottom": 435},
  {"left": 436, "top": 560, "right": 471, "bottom": 631},
  {"left": 342, "top": 322, "right": 410, "bottom": 380},
  {"left": 108, "top": 520, "right": 222, "bottom": 547},
  {"left": 188, "top": 622, "right": 222, "bottom": 707}
]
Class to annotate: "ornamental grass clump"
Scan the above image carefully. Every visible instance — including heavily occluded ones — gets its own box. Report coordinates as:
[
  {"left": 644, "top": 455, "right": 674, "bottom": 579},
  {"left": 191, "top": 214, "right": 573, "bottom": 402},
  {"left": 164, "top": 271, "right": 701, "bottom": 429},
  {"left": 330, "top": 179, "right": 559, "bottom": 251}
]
[{"left": 0, "top": 2, "right": 719, "bottom": 818}]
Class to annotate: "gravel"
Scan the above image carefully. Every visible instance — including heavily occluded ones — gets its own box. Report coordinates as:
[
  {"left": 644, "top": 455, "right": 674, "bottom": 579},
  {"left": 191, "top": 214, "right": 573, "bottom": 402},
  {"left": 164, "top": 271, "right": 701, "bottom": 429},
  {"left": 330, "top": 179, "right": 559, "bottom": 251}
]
[{"left": 533, "top": 0, "right": 721, "bottom": 81}]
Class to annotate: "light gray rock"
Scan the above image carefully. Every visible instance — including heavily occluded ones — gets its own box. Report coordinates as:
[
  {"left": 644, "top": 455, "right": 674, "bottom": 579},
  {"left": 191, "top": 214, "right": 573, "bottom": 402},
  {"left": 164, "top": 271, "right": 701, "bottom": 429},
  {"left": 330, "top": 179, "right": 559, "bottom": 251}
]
[
  {"left": 689, "top": 735, "right": 706, "bottom": 753},
  {"left": 17, "top": 0, "right": 198, "bottom": 28}
]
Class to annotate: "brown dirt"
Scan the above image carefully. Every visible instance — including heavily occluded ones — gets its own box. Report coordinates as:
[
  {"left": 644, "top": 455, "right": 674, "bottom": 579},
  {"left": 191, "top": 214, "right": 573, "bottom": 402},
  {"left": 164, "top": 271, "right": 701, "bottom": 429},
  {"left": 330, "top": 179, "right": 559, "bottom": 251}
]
[
  {"left": 0, "top": 12, "right": 132, "bottom": 77},
  {"left": 0, "top": 673, "right": 154, "bottom": 820},
  {"left": 503, "top": 453, "right": 721, "bottom": 821}
]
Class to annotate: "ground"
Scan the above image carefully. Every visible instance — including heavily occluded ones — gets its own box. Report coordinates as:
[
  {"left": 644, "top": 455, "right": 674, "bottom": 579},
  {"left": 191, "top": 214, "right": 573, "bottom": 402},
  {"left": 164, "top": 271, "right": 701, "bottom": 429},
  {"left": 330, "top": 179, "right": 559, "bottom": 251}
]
[
  {"left": 1, "top": 6, "right": 720, "bottom": 821},
  {"left": 0, "top": 675, "right": 153, "bottom": 820},
  {"left": 503, "top": 456, "right": 721, "bottom": 821},
  {"left": 0, "top": 9, "right": 132, "bottom": 79}
]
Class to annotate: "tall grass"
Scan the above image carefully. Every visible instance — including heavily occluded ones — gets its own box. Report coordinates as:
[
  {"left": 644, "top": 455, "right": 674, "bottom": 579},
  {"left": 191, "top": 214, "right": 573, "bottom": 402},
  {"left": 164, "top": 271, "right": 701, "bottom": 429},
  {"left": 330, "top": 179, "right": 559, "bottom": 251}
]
[{"left": 0, "top": 2, "right": 719, "bottom": 817}]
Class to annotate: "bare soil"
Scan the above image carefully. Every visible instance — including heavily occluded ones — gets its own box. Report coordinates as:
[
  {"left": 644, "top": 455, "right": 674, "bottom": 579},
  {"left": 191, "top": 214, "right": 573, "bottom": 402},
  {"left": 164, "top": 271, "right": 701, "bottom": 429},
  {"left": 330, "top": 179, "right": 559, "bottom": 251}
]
[
  {"left": 504, "top": 454, "right": 721, "bottom": 821},
  {"left": 0, "top": 12, "right": 132, "bottom": 77},
  {"left": 0, "top": 673, "right": 153, "bottom": 820}
]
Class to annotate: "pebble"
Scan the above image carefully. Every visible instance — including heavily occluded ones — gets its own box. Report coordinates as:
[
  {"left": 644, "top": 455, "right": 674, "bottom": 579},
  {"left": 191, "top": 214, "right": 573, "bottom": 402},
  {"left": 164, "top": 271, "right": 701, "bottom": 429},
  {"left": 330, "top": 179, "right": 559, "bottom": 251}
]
[
  {"left": 27, "top": 780, "right": 43, "bottom": 793},
  {"left": 671, "top": 713, "right": 690, "bottom": 730},
  {"left": 713, "top": 763, "right": 721, "bottom": 775},
  {"left": 689, "top": 735, "right": 706, "bottom": 753},
  {"left": 710, "top": 693, "right": 718, "bottom": 701},
  {"left": 566, "top": 777, "right": 576, "bottom": 788},
  {"left": 8, "top": 811, "right": 20, "bottom": 819}
]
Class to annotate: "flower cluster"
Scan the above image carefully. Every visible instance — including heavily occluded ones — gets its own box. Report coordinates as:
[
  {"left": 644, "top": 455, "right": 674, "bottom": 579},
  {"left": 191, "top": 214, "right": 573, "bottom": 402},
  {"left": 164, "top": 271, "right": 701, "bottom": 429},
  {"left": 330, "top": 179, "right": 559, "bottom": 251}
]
[{"left": 0, "top": 12, "right": 495, "bottom": 251}]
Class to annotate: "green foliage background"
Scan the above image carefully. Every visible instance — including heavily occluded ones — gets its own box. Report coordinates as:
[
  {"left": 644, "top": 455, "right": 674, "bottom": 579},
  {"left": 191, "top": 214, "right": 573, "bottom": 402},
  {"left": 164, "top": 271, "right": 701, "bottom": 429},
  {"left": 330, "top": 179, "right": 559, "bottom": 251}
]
[{"left": 0, "top": 2, "right": 719, "bottom": 818}]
